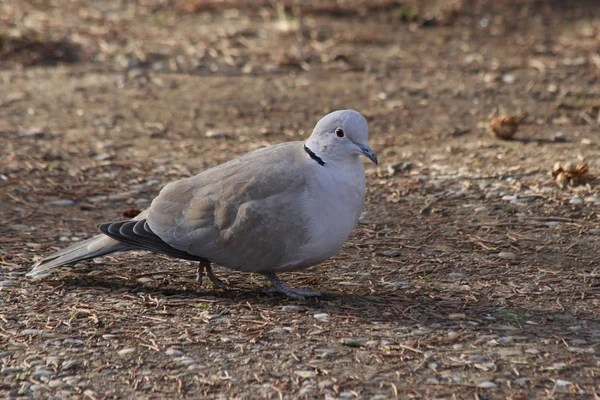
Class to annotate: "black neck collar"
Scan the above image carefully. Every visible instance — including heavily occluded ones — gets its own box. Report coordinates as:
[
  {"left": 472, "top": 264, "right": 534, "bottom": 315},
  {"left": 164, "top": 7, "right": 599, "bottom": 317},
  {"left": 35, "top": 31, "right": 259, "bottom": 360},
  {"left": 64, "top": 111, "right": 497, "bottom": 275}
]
[{"left": 303, "top": 144, "right": 325, "bottom": 166}]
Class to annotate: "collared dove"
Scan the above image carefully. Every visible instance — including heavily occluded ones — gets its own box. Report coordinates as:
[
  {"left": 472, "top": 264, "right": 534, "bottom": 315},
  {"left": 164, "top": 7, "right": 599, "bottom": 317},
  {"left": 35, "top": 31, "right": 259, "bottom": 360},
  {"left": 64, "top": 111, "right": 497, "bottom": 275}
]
[{"left": 27, "top": 109, "right": 378, "bottom": 299}]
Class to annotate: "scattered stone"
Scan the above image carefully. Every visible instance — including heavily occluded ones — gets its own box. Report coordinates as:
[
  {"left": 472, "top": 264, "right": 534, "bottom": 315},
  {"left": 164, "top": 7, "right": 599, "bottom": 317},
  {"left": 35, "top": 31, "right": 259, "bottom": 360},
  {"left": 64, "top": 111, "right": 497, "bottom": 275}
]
[
  {"left": 567, "top": 347, "right": 585, "bottom": 353},
  {"left": 569, "top": 196, "right": 583, "bottom": 205},
  {"left": 589, "top": 228, "right": 600, "bottom": 235},
  {"left": 165, "top": 348, "right": 184, "bottom": 357},
  {"left": 21, "top": 329, "right": 45, "bottom": 336},
  {"left": 48, "top": 380, "right": 64, "bottom": 388},
  {"left": 177, "top": 357, "right": 197, "bottom": 365},
  {"left": 585, "top": 196, "right": 600, "bottom": 204},
  {"left": 0, "top": 280, "right": 14, "bottom": 286},
  {"left": 33, "top": 369, "right": 55, "bottom": 378},
  {"left": 220, "top": 337, "right": 232, "bottom": 343},
  {"left": 556, "top": 379, "right": 572, "bottom": 387},
  {"left": 269, "top": 327, "right": 290, "bottom": 334},
  {"left": 62, "top": 360, "right": 79, "bottom": 371},
  {"left": 30, "top": 384, "right": 44, "bottom": 392},
  {"left": 314, "top": 348, "right": 337, "bottom": 358},
  {"left": 117, "top": 348, "right": 136, "bottom": 357},
  {"left": 525, "top": 348, "right": 539, "bottom": 355},
  {"left": 497, "top": 251, "right": 516, "bottom": 260},
  {"left": 468, "top": 355, "right": 489, "bottom": 362},
  {"left": 498, "top": 336, "right": 514, "bottom": 344},
  {"left": 552, "top": 362, "right": 567, "bottom": 370},
  {"left": 46, "top": 199, "right": 75, "bottom": 207},
  {"left": 1, "top": 367, "right": 23, "bottom": 374},
  {"left": 385, "top": 281, "right": 412, "bottom": 291},
  {"left": 498, "top": 348, "right": 522, "bottom": 357},
  {"left": 100, "top": 369, "right": 117, "bottom": 376},
  {"left": 340, "top": 338, "right": 368, "bottom": 347},
  {"left": 318, "top": 380, "right": 334, "bottom": 389},
  {"left": 380, "top": 250, "right": 401, "bottom": 257},
  {"left": 63, "top": 338, "right": 84, "bottom": 346},
  {"left": 545, "top": 221, "right": 560, "bottom": 227},
  {"left": 313, "top": 313, "right": 329, "bottom": 321},
  {"left": 514, "top": 378, "right": 528, "bottom": 386},
  {"left": 448, "top": 313, "right": 466, "bottom": 319},
  {"left": 477, "top": 381, "right": 497, "bottom": 389},
  {"left": 298, "top": 388, "right": 317, "bottom": 397},
  {"left": 294, "top": 370, "right": 316, "bottom": 378},
  {"left": 501, "top": 195, "right": 518, "bottom": 201},
  {"left": 205, "top": 130, "right": 226, "bottom": 139},
  {"left": 339, "top": 392, "right": 356, "bottom": 399},
  {"left": 553, "top": 132, "right": 566, "bottom": 142},
  {"left": 448, "top": 273, "right": 468, "bottom": 280},
  {"left": 281, "top": 305, "right": 305, "bottom": 312}
]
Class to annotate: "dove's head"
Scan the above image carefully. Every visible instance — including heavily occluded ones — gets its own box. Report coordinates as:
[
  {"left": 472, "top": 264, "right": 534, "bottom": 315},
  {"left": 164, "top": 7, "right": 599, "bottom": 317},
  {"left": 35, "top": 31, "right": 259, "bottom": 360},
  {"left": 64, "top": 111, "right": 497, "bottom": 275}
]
[{"left": 305, "top": 109, "right": 378, "bottom": 165}]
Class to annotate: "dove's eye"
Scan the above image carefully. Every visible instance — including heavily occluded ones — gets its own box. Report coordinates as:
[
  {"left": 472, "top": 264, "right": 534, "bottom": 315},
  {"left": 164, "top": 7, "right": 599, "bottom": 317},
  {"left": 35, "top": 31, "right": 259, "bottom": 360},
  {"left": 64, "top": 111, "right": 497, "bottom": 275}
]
[{"left": 335, "top": 128, "right": 345, "bottom": 138}]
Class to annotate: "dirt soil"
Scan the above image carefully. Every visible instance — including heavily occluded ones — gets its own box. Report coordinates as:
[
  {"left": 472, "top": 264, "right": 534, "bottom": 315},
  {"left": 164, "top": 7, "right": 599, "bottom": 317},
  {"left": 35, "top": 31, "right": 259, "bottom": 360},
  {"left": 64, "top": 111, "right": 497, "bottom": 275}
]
[{"left": 1, "top": 0, "right": 599, "bottom": 399}]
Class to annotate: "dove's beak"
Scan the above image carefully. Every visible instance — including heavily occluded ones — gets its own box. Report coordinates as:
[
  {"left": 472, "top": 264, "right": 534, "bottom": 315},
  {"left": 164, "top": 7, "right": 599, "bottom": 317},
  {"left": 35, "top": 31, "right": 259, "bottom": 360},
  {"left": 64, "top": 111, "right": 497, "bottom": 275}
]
[{"left": 358, "top": 144, "right": 378, "bottom": 164}]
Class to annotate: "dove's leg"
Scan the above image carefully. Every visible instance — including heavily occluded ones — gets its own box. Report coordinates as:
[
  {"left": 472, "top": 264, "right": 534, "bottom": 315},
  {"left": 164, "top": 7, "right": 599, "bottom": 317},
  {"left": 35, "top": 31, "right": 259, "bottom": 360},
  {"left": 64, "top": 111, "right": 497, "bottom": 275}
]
[
  {"left": 261, "top": 273, "right": 325, "bottom": 300},
  {"left": 204, "top": 263, "right": 232, "bottom": 290}
]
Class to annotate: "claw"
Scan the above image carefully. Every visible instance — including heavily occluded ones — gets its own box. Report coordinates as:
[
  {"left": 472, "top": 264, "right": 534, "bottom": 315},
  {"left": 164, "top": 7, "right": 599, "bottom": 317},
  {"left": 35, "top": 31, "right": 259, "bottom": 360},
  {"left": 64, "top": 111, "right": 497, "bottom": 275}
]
[
  {"left": 197, "top": 261, "right": 231, "bottom": 290},
  {"left": 262, "top": 273, "right": 326, "bottom": 300}
]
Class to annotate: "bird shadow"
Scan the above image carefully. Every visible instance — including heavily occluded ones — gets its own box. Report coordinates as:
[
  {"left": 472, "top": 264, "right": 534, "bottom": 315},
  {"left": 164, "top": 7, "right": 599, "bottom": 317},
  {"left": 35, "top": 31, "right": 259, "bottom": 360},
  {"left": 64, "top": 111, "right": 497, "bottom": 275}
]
[{"left": 54, "top": 274, "right": 563, "bottom": 329}]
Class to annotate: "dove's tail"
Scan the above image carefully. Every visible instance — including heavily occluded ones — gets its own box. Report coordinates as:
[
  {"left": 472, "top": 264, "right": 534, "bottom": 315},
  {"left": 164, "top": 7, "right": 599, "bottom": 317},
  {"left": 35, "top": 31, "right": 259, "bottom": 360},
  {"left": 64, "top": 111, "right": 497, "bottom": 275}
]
[{"left": 26, "top": 234, "right": 129, "bottom": 277}]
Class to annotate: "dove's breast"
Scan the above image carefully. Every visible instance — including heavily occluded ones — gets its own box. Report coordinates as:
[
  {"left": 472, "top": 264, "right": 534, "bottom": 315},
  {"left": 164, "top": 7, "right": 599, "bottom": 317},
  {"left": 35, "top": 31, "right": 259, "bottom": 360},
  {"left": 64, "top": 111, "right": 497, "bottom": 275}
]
[{"left": 277, "top": 158, "right": 366, "bottom": 271}]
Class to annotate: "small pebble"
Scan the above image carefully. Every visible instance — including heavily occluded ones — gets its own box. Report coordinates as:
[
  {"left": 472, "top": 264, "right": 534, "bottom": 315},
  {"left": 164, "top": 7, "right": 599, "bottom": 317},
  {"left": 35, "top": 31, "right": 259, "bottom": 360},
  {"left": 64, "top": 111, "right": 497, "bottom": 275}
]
[
  {"left": 448, "top": 313, "right": 466, "bottom": 319},
  {"left": 21, "top": 329, "right": 45, "bottom": 336},
  {"left": 0, "top": 280, "right": 14, "bottom": 286},
  {"left": 314, "top": 348, "right": 337, "bottom": 358},
  {"left": 556, "top": 379, "right": 572, "bottom": 387},
  {"left": 30, "top": 384, "right": 44, "bottom": 392},
  {"left": 269, "top": 327, "right": 289, "bottom": 334},
  {"left": 313, "top": 313, "right": 329, "bottom": 321},
  {"left": 552, "top": 362, "right": 567, "bottom": 370},
  {"left": 178, "top": 357, "right": 197, "bottom": 365},
  {"left": 46, "top": 199, "right": 75, "bottom": 207},
  {"left": 298, "top": 388, "right": 317, "bottom": 397},
  {"left": 525, "top": 348, "right": 539, "bottom": 355},
  {"left": 318, "top": 380, "right": 334, "bottom": 389},
  {"left": 294, "top": 370, "right": 316, "bottom": 379},
  {"left": 553, "top": 132, "right": 566, "bottom": 142},
  {"left": 281, "top": 305, "right": 305, "bottom": 312},
  {"left": 117, "top": 348, "right": 136, "bottom": 356},
  {"left": 340, "top": 338, "right": 367, "bottom": 347},
  {"left": 569, "top": 196, "right": 583, "bottom": 205},
  {"left": 497, "top": 251, "right": 516, "bottom": 260},
  {"left": 477, "top": 381, "right": 497, "bottom": 389},
  {"left": 339, "top": 393, "right": 356, "bottom": 399},
  {"left": 589, "top": 228, "right": 600, "bottom": 235},
  {"left": 48, "top": 380, "right": 64, "bottom": 388},
  {"left": 205, "top": 130, "right": 226, "bottom": 138},
  {"left": 100, "top": 369, "right": 117, "bottom": 376},
  {"left": 448, "top": 273, "right": 468, "bottom": 280},
  {"left": 380, "top": 250, "right": 401, "bottom": 257},
  {"left": 33, "top": 369, "right": 55, "bottom": 378},
  {"left": 63, "top": 338, "right": 84, "bottom": 345},
  {"left": 165, "top": 348, "right": 184, "bottom": 357},
  {"left": 1, "top": 367, "right": 23, "bottom": 374}
]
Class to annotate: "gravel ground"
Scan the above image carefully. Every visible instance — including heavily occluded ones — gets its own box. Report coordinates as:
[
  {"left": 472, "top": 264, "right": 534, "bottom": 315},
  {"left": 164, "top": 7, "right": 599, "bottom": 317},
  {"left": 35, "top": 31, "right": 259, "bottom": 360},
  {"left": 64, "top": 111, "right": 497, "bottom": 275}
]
[{"left": 1, "top": 0, "right": 599, "bottom": 399}]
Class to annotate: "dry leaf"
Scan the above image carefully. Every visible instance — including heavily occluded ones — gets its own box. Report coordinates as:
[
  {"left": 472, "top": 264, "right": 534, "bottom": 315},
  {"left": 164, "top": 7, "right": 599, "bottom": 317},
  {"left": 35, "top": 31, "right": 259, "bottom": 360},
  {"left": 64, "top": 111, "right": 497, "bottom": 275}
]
[
  {"left": 488, "top": 115, "right": 519, "bottom": 140},
  {"left": 552, "top": 161, "right": 592, "bottom": 188}
]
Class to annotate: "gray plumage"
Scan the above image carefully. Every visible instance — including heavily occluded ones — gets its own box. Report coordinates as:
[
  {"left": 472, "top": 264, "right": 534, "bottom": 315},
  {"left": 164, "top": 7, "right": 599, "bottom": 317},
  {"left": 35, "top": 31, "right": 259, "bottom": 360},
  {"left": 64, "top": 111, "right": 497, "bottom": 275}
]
[{"left": 27, "top": 110, "right": 377, "bottom": 298}]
